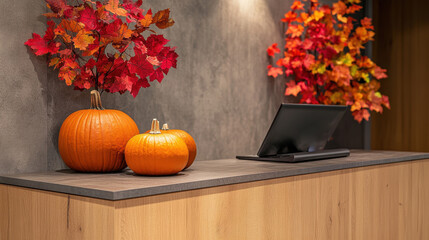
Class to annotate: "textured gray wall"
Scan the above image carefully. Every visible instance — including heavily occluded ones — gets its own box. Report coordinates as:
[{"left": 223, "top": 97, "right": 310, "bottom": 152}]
[
  {"left": 1, "top": 0, "right": 292, "bottom": 174},
  {"left": 1, "top": 0, "right": 368, "bottom": 174},
  {"left": 0, "top": 1, "right": 48, "bottom": 174}
]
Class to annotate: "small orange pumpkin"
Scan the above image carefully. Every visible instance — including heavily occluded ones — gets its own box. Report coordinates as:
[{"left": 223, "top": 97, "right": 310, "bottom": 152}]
[
  {"left": 161, "top": 123, "right": 197, "bottom": 170},
  {"left": 58, "top": 90, "right": 139, "bottom": 172},
  {"left": 125, "top": 119, "right": 188, "bottom": 175}
]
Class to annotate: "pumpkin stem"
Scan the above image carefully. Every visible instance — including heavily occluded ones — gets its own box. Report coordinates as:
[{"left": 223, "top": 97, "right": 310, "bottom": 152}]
[
  {"left": 90, "top": 90, "right": 104, "bottom": 110},
  {"left": 149, "top": 119, "right": 161, "bottom": 134},
  {"left": 162, "top": 123, "right": 170, "bottom": 130}
]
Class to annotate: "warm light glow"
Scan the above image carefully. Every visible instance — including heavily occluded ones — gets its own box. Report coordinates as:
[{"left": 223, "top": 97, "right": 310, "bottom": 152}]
[{"left": 235, "top": 0, "right": 260, "bottom": 13}]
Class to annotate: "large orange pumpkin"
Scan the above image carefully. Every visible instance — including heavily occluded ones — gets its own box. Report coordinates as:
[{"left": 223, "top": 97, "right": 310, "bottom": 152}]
[
  {"left": 161, "top": 123, "right": 197, "bottom": 170},
  {"left": 125, "top": 119, "right": 188, "bottom": 175},
  {"left": 58, "top": 90, "right": 139, "bottom": 172}
]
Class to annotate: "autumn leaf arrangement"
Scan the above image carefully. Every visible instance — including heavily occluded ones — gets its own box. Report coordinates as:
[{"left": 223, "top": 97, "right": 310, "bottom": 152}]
[
  {"left": 267, "top": 0, "right": 390, "bottom": 122},
  {"left": 25, "top": 0, "right": 178, "bottom": 97}
]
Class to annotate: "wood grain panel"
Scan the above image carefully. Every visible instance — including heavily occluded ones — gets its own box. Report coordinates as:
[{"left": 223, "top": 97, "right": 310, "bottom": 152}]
[
  {"left": 0, "top": 186, "right": 115, "bottom": 240},
  {"left": 1, "top": 159, "right": 429, "bottom": 239},
  {"left": 372, "top": 0, "right": 429, "bottom": 151},
  {"left": 113, "top": 159, "right": 429, "bottom": 240}
]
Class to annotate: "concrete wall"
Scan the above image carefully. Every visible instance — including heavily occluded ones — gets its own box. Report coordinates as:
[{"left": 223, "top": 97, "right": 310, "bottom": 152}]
[
  {"left": 0, "top": 1, "right": 48, "bottom": 174},
  {"left": 1, "top": 0, "right": 367, "bottom": 174},
  {"left": 1, "top": 0, "right": 292, "bottom": 174}
]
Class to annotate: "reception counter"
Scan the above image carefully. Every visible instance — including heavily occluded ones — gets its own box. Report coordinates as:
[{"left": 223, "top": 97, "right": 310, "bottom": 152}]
[{"left": 1, "top": 150, "right": 429, "bottom": 239}]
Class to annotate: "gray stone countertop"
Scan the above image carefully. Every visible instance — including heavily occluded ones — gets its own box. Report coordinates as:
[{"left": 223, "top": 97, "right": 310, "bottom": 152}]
[{"left": 1, "top": 150, "right": 429, "bottom": 201}]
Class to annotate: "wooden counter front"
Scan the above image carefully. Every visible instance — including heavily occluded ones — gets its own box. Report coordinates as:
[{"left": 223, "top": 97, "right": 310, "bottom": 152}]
[{"left": 1, "top": 159, "right": 429, "bottom": 240}]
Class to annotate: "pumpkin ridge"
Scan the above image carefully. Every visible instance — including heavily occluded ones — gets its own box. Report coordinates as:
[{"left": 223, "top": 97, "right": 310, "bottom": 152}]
[
  {"left": 87, "top": 110, "right": 94, "bottom": 171},
  {"left": 109, "top": 111, "right": 119, "bottom": 172},
  {"left": 152, "top": 135, "right": 157, "bottom": 175},
  {"left": 106, "top": 110, "right": 117, "bottom": 172},
  {"left": 99, "top": 110, "right": 107, "bottom": 172},
  {"left": 84, "top": 110, "right": 96, "bottom": 171},
  {"left": 139, "top": 135, "right": 147, "bottom": 174},
  {"left": 81, "top": 110, "right": 93, "bottom": 171},
  {"left": 74, "top": 111, "right": 88, "bottom": 171}
]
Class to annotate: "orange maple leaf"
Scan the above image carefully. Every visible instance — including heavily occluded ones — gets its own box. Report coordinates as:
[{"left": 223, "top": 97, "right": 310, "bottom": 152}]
[
  {"left": 285, "top": 80, "right": 302, "bottom": 96},
  {"left": 105, "top": 0, "right": 127, "bottom": 17},
  {"left": 49, "top": 57, "right": 61, "bottom": 69},
  {"left": 286, "top": 24, "right": 304, "bottom": 38},
  {"left": 59, "top": 19, "right": 83, "bottom": 33},
  {"left": 352, "top": 108, "right": 370, "bottom": 123},
  {"left": 152, "top": 9, "right": 175, "bottom": 29},
  {"left": 361, "top": 17, "right": 374, "bottom": 30},
  {"left": 59, "top": 68, "right": 77, "bottom": 85},
  {"left": 291, "top": 0, "right": 305, "bottom": 10},
  {"left": 73, "top": 30, "right": 95, "bottom": 50},
  {"left": 267, "top": 65, "right": 283, "bottom": 78},
  {"left": 297, "top": 12, "right": 309, "bottom": 23},
  {"left": 139, "top": 11, "right": 153, "bottom": 27},
  {"left": 54, "top": 25, "right": 72, "bottom": 43},
  {"left": 117, "top": 24, "right": 133, "bottom": 41},
  {"left": 332, "top": 1, "right": 347, "bottom": 15},
  {"left": 347, "top": 4, "right": 362, "bottom": 14},
  {"left": 282, "top": 11, "right": 297, "bottom": 23}
]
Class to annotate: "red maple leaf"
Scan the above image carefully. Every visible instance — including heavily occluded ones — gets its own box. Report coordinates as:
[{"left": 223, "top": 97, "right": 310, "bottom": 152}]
[
  {"left": 110, "top": 74, "right": 138, "bottom": 93},
  {"left": 46, "top": 0, "right": 70, "bottom": 14},
  {"left": 44, "top": 21, "right": 56, "bottom": 41},
  {"left": 131, "top": 78, "right": 150, "bottom": 97},
  {"left": 25, "top": 33, "right": 59, "bottom": 56},
  {"left": 26, "top": 0, "right": 178, "bottom": 98},
  {"left": 159, "top": 47, "right": 178, "bottom": 70},
  {"left": 150, "top": 68, "right": 165, "bottom": 83},
  {"left": 144, "top": 34, "right": 169, "bottom": 56},
  {"left": 123, "top": 0, "right": 144, "bottom": 23},
  {"left": 267, "top": 43, "right": 280, "bottom": 57},
  {"left": 79, "top": 6, "right": 98, "bottom": 31},
  {"left": 129, "top": 51, "right": 154, "bottom": 79}
]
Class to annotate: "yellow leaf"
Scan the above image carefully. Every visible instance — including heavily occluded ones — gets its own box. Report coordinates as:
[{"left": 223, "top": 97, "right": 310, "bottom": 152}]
[
  {"left": 362, "top": 72, "right": 370, "bottom": 82},
  {"left": 337, "top": 14, "right": 348, "bottom": 23},
  {"left": 314, "top": 10, "right": 324, "bottom": 21},
  {"left": 375, "top": 92, "right": 382, "bottom": 98},
  {"left": 351, "top": 101, "right": 361, "bottom": 112},
  {"left": 330, "top": 92, "right": 343, "bottom": 104},
  {"left": 312, "top": 64, "right": 326, "bottom": 74}
]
